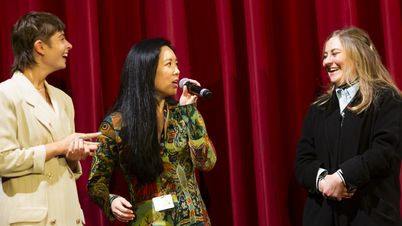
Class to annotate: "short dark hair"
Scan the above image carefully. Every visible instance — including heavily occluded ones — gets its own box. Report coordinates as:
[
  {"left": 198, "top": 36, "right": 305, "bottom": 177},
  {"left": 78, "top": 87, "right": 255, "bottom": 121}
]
[{"left": 11, "top": 11, "right": 65, "bottom": 74}]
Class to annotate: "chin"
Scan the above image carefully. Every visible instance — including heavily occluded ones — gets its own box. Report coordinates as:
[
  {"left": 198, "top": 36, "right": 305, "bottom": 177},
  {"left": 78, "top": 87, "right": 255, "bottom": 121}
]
[
  {"left": 58, "top": 64, "right": 67, "bottom": 69},
  {"left": 329, "top": 76, "right": 342, "bottom": 85}
]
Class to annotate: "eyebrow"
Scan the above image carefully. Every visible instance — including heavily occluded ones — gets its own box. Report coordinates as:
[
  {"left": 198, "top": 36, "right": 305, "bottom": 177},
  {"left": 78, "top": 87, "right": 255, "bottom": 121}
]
[
  {"left": 163, "top": 57, "right": 177, "bottom": 62},
  {"left": 324, "top": 48, "right": 341, "bottom": 53},
  {"left": 57, "top": 32, "right": 66, "bottom": 37}
]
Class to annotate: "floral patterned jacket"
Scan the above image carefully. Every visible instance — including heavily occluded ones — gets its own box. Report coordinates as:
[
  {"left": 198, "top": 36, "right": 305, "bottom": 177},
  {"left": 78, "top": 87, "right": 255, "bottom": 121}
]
[{"left": 88, "top": 103, "right": 217, "bottom": 226}]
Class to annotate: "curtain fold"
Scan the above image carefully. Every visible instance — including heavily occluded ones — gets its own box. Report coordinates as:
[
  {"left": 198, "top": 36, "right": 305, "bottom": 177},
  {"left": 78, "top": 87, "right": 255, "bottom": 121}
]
[
  {"left": 215, "top": 0, "right": 256, "bottom": 225},
  {"left": 1, "top": 1, "right": 401, "bottom": 225}
]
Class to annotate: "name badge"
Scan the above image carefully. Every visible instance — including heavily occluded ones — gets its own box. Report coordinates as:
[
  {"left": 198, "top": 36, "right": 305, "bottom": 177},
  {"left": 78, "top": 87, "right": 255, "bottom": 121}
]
[{"left": 152, "top": 194, "right": 174, "bottom": 211}]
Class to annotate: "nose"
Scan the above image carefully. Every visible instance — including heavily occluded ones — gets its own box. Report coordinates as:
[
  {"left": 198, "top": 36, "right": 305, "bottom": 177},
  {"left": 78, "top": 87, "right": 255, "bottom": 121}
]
[
  {"left": 174, "top": 66, "right": 180, "bottom": 75},
  {"left": 322, "top": 55, "right": 331, "bottom": 67},
  {"left": 66, "top": 40, "right": 73, "bottom": 50}
]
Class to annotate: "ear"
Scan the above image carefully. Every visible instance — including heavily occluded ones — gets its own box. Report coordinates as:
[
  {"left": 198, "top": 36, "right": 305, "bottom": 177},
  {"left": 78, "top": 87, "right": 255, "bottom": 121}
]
[{"left": 33, "top": 40, "right": 45, "bottom": 56}]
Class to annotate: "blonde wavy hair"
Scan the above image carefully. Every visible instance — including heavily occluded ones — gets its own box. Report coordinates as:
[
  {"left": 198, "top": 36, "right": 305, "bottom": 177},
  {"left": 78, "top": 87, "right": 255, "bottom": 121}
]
[{"left": 315, "top": 27, "right": 402, "bottom": 113}]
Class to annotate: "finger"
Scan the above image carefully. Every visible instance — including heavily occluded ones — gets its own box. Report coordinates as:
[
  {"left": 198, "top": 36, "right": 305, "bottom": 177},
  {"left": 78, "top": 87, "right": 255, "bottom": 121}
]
[
  {"left": 69, "top": 138, "right": 75, "bottom": 152},
  {"left": 187, "top": 79, "right": 201, "bottom": 86},
  {"left": 182, "top": 86, "right": 189, "bottom": 95},
  {"left": 120, "top": 199, "right": 133, "bottom": 209},
  {"left": 84, "top": 143, "right": 100, "bottom": 153},
  {"left": 113, "top": 207, "right": 135, "bottom": 219},
  {"left": 84, "top": 141, "right": 100, "bottom": 145},
  {"left": 79, "top": 132, "right": 102, "bottom": 140},
  {"left": 345, "top": 192, "right": 355, "bottom": 198},
  {"left": 115, "top": 203, "right": 133, "bottom": 214},
  {"left": 84, "top": 145, "right": 96, "bottom": 157},
  {"left": 113, "top": 210, "right": 132, "bottom": 222},
  {"left": 73, "top": 137, "right": 79, "bottom": 153},
  {"left": 117, "top": 215, "right": 132, "bottom": 223},
  {"left": 78, "top": 138, "right": 85, "bottom": 153},
  {"left": 84, "top": 141, "right": 100, "bottom": 150}
]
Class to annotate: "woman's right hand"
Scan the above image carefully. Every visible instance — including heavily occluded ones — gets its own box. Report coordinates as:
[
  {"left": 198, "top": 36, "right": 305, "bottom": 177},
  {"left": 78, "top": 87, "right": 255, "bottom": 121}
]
[
  {"left": 111, "top": 196, "right": 135, "bottom": 222},
  {"left": 64, "top": 132, "right": 101, "bottom": 161},
  {"left": 320, "top": 173, "right": 355, "bottom": 201}
]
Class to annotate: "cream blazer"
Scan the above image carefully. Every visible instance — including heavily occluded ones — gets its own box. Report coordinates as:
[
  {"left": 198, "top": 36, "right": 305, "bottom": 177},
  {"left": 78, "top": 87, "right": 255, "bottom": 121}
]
[{"left": 0, "top": 72, "right": 84, "bottom": 225}]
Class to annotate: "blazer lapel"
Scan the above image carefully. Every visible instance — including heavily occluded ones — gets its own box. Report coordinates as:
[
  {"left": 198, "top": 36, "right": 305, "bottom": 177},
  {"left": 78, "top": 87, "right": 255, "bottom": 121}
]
[
  {"left": 12, "top": 72, "right": 57, "bottom": 141},
  {"left": 45, "top": 84, "right": 69, "bottom": 141}
]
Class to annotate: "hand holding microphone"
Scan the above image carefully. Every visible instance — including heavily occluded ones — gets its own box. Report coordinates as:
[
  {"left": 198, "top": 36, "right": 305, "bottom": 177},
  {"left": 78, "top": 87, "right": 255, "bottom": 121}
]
[
  {"left": 178, "top": 78, "right": 212, "bottom": 105},
  {"left": 179, "top": 78, "right": 212, "bottom": 98}
]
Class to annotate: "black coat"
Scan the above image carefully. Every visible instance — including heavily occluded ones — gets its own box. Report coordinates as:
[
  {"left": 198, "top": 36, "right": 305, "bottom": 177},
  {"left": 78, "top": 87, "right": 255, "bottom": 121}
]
[{"left": 295, "top": 88, "right": 402, "bottom": 226}]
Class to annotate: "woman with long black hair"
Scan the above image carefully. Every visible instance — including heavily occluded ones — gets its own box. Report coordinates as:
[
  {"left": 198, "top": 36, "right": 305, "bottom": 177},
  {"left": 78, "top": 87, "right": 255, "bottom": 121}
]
[{"left": 88, "top": 38, "right": 216, "bottom": 225}]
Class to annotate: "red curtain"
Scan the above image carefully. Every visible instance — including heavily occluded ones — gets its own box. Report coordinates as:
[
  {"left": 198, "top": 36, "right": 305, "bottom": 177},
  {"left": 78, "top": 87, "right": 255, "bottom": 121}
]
[{"left": 1, "top": 0, "right": 401, "bottom": 225}]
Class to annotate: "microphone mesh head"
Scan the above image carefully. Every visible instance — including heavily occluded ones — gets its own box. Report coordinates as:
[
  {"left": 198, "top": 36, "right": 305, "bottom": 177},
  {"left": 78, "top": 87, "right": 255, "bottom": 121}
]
[{"left": 179, "top": 78, "right": 189, "bottom": 88}]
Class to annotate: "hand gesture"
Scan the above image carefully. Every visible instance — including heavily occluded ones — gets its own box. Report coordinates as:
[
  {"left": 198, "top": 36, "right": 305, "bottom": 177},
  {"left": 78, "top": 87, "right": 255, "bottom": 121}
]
[
  {"left": 111, "top": 196, "right": 135, "bottom": 222},
  {"left": 65, "top": 132, "right": 101, "bottom": 161}
]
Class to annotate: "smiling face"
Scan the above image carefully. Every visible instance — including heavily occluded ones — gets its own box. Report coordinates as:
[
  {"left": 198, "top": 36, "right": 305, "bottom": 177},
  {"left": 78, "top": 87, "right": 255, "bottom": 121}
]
[
  {"left": 41, "top": 31, "right": 72, "bottom": 73},
  {"left": 322, "top": 36, "right": 355, "bottom": 87},
  {"left": 154, "top": 46, "right": 180, "bottom": 99}
]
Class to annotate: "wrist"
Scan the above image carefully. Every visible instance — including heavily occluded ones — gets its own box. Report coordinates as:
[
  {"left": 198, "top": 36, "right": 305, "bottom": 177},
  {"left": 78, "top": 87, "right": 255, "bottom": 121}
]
[
  {"left": 316, "top": 169, "right": 328, "bottom": 192},
  {"left": 44, "top": 142, "right": 63, "bottom": 160},
  {"left": 109, "top": 194, "right": 120, "bottom": 205},
  {"left": 336, "top": 169, "right": 346, "bottom": 186},
  {"left": 318, "top": 177, "right": 325, "bottom": 192}
]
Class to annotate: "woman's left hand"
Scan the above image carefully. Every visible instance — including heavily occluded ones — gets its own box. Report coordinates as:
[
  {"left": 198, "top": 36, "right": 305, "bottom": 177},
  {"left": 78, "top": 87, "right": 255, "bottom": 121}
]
[{"left": 179, "top": 79, "right": 199, "bottom": 105}]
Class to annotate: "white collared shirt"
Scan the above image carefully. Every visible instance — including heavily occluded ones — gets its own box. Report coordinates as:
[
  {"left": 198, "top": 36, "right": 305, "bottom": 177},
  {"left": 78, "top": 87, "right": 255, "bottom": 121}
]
[{"left": 335, "top": 82, "right": 360, "bottom": 115}]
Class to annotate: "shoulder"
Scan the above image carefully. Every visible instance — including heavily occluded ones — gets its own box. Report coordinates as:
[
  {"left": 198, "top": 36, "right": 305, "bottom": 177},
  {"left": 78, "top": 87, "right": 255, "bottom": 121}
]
[
  {"left": 99, "top": 112, "right": 123, "bottom": 142},
  {"left": 306, "top": 102, "right": 322, "bottom": 117},
  {"left": 373, "top": 87, "right": 402, "bottom": 108},
  {"left": 0, "top": 78, "right": 23, "bottom": 107},
  {"left": 0, "top": 78, "right": 18, "bottom": 94},
  {"left": 102, "top": 112, "right": 122, "bottom": 129}
]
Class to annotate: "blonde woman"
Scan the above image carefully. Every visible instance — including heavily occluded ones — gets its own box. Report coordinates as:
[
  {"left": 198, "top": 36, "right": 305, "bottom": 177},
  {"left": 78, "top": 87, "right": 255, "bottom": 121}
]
[{"left": 295, "top": 27, "right": 402, "bottom": 225}]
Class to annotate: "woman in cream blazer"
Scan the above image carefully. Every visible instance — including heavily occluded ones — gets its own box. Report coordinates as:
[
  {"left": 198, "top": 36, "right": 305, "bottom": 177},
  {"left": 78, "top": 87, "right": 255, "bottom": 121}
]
[{"left": 0, "top": 12, "right": 99, "bottom": 225}]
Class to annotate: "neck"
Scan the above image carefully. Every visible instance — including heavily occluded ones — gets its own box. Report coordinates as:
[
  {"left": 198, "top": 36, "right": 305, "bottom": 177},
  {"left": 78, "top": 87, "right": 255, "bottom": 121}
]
[
  {"left": 337, "top": 78, "right": 359, "bottom": 89},
  {"left": 156, "top": 98, "right": 165, "bottom": 112},
  {"left": 22, "top": 68, "right": 47, "bottom": 90}
]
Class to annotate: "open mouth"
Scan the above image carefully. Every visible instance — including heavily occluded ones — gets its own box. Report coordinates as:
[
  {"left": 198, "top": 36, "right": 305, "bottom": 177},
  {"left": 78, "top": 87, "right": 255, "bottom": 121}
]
[{"left": 326, "top": 67, "right": 339, "bottom": 73}]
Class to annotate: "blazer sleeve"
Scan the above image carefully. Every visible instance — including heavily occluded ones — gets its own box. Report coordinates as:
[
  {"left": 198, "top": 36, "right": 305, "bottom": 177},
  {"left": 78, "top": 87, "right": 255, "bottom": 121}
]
[
  {"left": 295, "top": 105, "right": 325, "bottom": 193},
  {"left": 179, "top": 103, "right": 217, "bottom": 172},
  {"left": 87, "top": 115, "right": 120, "bottom": 221},
  {"left": 0, "top": 90, "right": 46, "bottom": 177},
  {"left": 340, "top": 91, "right": 402, "bottom": 189}
]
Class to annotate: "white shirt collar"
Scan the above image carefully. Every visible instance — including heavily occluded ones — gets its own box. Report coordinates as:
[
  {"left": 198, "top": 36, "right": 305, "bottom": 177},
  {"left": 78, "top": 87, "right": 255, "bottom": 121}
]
[{"left": 335, "top": 82, "right": 359, "bottom": 114}]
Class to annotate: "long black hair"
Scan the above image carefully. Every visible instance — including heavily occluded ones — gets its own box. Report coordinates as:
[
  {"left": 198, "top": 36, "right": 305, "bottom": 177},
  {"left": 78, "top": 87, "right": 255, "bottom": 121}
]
[{"left": 112, "top": 38, "right": 172, "bottom": 184}]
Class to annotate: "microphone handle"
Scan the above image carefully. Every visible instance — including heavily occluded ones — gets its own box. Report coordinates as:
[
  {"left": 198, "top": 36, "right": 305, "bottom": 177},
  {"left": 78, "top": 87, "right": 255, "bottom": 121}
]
[
  {"left": 186, "top": 82, "right": 212, "bottom": 98},
  {"left": 187, "top": 82, "right": 203, "bottom": 94}
]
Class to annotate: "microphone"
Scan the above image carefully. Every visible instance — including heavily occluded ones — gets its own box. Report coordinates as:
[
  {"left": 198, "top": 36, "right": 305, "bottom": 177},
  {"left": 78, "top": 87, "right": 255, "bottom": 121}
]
[{"left": 179, "top": 78, "right": 212, "bottom": 98}]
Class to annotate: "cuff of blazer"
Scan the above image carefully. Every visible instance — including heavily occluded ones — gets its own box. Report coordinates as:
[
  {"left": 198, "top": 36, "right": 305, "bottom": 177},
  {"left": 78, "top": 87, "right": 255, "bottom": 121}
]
[{"left": 33, "top": 145, "right": 46, "bottom": 173}]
